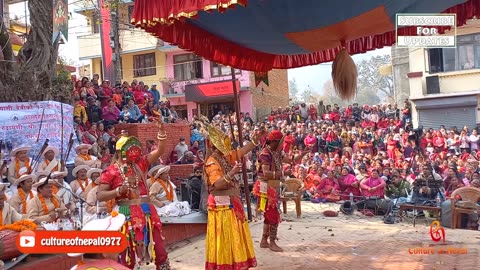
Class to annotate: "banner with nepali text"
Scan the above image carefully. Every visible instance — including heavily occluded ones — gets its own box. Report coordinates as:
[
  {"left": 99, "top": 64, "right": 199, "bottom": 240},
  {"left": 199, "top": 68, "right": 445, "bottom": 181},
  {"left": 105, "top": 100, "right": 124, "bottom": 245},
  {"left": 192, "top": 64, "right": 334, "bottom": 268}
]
[{"left": 0, "top": 101, "right": 78, "bottom": 163}]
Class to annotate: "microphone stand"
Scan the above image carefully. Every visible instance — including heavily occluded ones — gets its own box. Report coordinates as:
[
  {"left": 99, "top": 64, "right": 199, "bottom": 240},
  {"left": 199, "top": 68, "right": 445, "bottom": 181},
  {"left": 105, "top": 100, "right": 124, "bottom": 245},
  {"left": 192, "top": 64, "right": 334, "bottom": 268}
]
[{"left": 57, "top": 182, "right": 93, "bottom": 229}]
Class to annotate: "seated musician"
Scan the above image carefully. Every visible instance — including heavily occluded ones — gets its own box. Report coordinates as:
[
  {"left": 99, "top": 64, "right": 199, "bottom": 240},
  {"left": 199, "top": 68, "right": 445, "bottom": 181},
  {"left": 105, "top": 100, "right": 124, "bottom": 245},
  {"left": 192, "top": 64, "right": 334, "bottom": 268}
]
[
  {"left": 85, "top": 172, "right": 116, "bottom": 224},
  {"left": 8, "top": 174, "right": 37, "bottom": 216},
  {"left": 148, "top": 165, "right": 178, "bottom": 208},
  {"left": 51, "top": 171, "right": 76, "bottom": 211},
  {"left": 385, "top": 174, "right": 411, "bottom": 206},
  {"left": 27, "top": 177, "right": 68, "bottom": 225},
  {"left": 0, "top": 183, "right": 23, "bottom": 225},
  {"left": 411, "top": 164, "right": 444, "bottom": 204},
  {"left": 7, "top": 146, "right": 32, "bottom": 185},
  {"left": 36, "top": 146, "right": 68, "bottom": 174},
  {"left": 74, "top": 144, "right": 101, "bottom": 168},
  {"left": 70, "top": 165, "right": 92, "bottom": 200},
  {"left": 84, "top": 168, "right": 103, "bottom": 196}
]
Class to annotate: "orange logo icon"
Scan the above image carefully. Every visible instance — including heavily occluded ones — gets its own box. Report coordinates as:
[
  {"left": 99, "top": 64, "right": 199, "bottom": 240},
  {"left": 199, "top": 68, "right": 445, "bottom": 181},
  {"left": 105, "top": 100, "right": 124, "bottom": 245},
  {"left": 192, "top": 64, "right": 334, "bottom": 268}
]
[{"left": 429, "top": 221, "right": 445, "bottom": 243}]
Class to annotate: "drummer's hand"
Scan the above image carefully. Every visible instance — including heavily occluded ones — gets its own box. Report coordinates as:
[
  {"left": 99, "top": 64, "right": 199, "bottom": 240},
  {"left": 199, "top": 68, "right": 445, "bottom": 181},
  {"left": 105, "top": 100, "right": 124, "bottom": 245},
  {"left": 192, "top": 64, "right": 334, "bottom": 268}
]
[{"left": 49, "top": 213, "right": 57, "bottom": 221}]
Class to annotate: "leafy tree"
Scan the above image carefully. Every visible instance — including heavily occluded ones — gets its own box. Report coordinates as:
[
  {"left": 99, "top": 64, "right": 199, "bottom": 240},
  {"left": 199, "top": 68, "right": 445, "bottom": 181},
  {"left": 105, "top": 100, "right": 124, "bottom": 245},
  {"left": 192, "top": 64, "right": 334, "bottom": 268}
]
[
  {"left": 357, "top": 55, "right": 394, "bottom": 102},
  {"left": 0, "top": 0, "right": 72, "bottom": 102},
  {"left": 288, "top": 78, "right": 300, "bottom": 104}
]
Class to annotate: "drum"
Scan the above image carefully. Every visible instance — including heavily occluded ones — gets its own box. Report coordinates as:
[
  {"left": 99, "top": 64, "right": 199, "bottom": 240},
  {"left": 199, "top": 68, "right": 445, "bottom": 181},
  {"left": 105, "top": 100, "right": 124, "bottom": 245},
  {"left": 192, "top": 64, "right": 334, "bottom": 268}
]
[{"left": 0, "top": 229, "right": 21, "bottom": 260}]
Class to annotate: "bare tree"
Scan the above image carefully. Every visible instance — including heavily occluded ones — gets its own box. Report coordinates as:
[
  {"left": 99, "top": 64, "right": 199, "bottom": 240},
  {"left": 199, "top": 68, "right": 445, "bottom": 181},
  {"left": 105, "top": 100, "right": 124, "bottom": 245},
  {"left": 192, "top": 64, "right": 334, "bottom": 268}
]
[
  {"left": 321, "top": 79, "right": 381, "bottom": 106},
  {"left": 357, "top": 55, "right": 394, "bottom": 101},
  {"left": 0, "top": 0, "right": 72, "bottom": 102}
]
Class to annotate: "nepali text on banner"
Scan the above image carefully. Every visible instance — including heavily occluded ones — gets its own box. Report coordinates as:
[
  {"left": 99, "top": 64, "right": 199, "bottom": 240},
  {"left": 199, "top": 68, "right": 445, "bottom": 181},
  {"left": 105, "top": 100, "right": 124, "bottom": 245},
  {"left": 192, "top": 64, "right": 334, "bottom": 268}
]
[{"left": 0, "top": 101, "right": 78, "bottom": 164}]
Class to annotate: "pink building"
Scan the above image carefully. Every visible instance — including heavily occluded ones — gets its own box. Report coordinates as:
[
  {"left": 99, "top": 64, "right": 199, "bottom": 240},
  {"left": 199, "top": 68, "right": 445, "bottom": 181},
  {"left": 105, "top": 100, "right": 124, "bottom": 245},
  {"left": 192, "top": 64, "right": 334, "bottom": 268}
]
[{"left": 162, "top": 50, "right": 254, "bottom": 121}]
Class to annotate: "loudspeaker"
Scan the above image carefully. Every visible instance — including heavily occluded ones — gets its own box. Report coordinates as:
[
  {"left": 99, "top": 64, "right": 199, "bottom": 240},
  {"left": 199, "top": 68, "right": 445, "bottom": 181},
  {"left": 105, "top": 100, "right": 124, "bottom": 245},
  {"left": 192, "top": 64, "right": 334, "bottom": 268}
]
[{"left": 426, "top": 75, "right": 440, "bottom": 94}]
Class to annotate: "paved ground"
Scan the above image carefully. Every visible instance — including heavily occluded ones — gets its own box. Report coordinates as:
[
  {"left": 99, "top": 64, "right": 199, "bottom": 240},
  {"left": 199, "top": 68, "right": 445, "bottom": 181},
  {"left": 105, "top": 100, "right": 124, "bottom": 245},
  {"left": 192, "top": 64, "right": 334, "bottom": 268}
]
[{"left": 167, "top": 202, "right": 480, "bottom": 270}]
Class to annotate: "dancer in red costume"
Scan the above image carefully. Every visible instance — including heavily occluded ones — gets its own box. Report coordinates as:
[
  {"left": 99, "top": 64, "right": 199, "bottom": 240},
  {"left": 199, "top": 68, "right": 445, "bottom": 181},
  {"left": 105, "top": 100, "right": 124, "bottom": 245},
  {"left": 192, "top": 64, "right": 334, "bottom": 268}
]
[
  {"left": 253, "top": 130, "right": 309, "bottom": 252},
  {"left": 97, "top": 120, "right": 171, "bottom": 270}
]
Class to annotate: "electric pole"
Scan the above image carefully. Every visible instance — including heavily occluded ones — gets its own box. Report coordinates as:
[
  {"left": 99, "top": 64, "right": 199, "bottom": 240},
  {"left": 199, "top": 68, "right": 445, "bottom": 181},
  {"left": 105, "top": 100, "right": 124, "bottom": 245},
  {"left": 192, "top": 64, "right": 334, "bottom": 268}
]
[{"left": 110, "top": 1, "right": 122, "bottom": 84}]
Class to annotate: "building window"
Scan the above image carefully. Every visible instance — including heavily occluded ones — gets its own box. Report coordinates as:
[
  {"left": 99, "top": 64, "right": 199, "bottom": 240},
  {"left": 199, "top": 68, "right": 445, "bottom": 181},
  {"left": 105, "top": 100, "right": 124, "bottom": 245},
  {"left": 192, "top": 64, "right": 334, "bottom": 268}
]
[
  {"left": 173, "top": 54, "right": 203, "bottom": 81},
  {"left": 428, "top": 33, "right": 480, "bottom": 73},
  {"left": 133, "top": 53, "right": 156, "bottom": 77},
  {"left": 211, "top": 62, "right": 241, "bottom": 77}
]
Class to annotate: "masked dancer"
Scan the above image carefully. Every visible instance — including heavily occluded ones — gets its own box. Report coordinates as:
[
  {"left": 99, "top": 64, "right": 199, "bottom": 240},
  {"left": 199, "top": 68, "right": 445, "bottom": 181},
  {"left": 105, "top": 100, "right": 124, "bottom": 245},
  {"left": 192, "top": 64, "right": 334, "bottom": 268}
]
[{"left": 97, "top": 120, "right": 170, "bottom": 270}]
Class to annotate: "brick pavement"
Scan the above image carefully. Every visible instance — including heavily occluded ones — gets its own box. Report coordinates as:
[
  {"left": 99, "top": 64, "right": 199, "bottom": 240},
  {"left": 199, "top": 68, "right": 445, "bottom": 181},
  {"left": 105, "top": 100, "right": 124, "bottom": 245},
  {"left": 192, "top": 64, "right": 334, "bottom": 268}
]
[{"left": 167, "top": 202, "right": 480, "bottom": 270}]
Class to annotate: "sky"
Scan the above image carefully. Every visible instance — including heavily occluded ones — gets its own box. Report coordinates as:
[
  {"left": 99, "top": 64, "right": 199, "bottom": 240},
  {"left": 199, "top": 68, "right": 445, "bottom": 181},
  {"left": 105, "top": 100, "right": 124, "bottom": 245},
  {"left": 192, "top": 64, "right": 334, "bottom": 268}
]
[
  {"left": 288, "top": 47, "right": 391, "bottom": 94},
  {"left": 9, "top": 1, "right": 391, "bottom": 88}
]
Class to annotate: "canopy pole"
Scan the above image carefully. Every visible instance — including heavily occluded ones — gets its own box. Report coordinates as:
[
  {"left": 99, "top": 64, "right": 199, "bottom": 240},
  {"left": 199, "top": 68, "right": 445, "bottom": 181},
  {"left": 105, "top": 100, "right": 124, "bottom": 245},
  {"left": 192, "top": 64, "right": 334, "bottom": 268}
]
[{"left": 231, "top": 67, "right": 252, "bottom": 221}]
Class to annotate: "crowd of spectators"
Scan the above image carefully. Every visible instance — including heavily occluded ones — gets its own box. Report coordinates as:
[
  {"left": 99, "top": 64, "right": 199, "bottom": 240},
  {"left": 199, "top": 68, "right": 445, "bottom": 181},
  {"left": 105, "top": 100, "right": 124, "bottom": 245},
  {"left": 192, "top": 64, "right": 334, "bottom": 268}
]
[{"left": 70, "top": 76, "right": 480, "bottom": 229}]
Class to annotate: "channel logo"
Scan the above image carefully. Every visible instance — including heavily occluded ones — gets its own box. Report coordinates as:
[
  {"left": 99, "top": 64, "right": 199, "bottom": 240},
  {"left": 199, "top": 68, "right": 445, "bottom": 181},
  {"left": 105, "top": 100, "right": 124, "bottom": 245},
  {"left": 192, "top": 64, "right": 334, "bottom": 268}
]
[
  {"left": 16, "top": 230, "right": 127, "bottom": 254},
  {"left": 18, "top": 230, "right": 36, "bottom": 248}
]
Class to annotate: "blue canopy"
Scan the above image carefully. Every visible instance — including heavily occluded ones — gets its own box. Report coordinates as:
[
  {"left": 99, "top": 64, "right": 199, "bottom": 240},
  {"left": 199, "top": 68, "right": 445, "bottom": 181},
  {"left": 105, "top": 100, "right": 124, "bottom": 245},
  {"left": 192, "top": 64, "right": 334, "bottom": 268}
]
[{"left": 132, "top": 0, "right": 478, "bottom": 71}]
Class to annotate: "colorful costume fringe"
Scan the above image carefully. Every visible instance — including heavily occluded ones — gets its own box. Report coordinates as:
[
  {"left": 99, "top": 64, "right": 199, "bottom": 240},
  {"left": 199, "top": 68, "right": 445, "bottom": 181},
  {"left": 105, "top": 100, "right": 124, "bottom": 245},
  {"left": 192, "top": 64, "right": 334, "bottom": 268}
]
[{"left": 119, "top": 203, "right": 169, "bottom": 269}]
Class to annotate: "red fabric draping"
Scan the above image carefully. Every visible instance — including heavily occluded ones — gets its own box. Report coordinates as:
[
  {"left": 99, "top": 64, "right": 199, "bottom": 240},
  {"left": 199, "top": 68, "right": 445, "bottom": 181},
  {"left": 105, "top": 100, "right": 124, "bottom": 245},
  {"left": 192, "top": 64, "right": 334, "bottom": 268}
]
[
  {"left": 133, "top": 0, "right": 480, "bottom": 72},
  {"left": 132, "top": 0, "right": 246, "bottom": 25}
]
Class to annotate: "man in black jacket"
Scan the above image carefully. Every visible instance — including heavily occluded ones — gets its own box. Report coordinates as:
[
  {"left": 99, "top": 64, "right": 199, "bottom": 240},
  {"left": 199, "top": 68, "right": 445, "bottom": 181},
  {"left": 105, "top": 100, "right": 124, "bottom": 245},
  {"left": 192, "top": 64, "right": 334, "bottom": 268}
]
[{"left": 85, "top": 97, "right": 102, "bottom": 124}]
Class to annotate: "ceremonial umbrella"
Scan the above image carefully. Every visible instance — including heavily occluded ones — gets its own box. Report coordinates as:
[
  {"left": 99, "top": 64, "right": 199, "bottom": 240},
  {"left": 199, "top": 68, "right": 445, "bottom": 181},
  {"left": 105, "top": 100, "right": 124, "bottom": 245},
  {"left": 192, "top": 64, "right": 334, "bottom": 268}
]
[{"left": 130, "top": 0, "right": 480, "bottom": 219}]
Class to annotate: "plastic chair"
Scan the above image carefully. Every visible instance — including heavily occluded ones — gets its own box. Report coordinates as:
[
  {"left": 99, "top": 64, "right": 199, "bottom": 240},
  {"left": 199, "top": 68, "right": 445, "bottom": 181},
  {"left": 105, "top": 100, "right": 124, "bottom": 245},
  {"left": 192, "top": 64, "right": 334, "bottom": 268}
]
[
  {"left": 280, "top": 178, "right": 303, "bottom": 218},
  {"left": 450, "top": 187, "right": 480, "bottom": 229}
]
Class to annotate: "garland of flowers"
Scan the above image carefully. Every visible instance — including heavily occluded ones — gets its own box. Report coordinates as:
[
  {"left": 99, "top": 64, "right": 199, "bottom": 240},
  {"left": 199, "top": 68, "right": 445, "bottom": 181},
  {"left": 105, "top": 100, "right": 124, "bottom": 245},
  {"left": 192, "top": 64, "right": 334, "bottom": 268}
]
[
  {"left": 15, "top": 158, "right": 31, "bottom": 176},
  {"left": 78, "top": 179, "right": 87, "bottom": 192},
  {"left": 78, "top": 154, "right": 92, "bottom": 161},
  {"left": 151, "top": 176, "right": 174, "bottom": 201},
  {"left": 38, "top": 193, "right": 60, "bottom": 215},
  {"left": 0, "top": 219, "right": 37, "bottom": 231},
  {"left": 17, "top": 188, "right": 34, "bottom": 214},
  {"left": 52, "top": 185, "right": 58, "bottom": 194},
  {"left": 106, "top": 199, "right": 116, "bottom": 213}
]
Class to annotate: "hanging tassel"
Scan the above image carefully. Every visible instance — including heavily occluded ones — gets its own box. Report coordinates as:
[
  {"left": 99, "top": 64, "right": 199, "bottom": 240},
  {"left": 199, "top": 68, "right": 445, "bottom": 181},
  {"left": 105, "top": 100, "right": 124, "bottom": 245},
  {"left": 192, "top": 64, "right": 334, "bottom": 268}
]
[
  {"left": 331, "top": 42, "right": 358, "bottom": 101},
  {"left": 148, "top": 218, "right": 156, "bottom": 262},
  {"left": 259, "top": 194, "right": 267, "bottom": 211}
]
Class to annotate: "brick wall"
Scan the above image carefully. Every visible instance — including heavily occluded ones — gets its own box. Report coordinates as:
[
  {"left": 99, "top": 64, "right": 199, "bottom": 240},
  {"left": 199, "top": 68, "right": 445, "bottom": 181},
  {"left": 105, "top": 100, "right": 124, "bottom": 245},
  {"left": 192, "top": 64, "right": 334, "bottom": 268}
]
[
  {"left": 168, "top": 164, "right": 195, "bottom": 186},
  {"left": 249, "top": 69, "right": 289, "bottom": 121},
  {"left": 114, "top": 123, "right": 191, "bottom": 161}
]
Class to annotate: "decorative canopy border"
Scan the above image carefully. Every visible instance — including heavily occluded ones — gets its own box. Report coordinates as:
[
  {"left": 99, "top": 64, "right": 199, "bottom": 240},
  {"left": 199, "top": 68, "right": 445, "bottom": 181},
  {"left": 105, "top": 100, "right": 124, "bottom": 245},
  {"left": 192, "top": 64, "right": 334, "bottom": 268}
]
[
  {"left": 132, "top": 0, "right": 480, "bottom": 72},
  {"left": 132, "top": 0, "right": 246, "bottom": 26}
]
